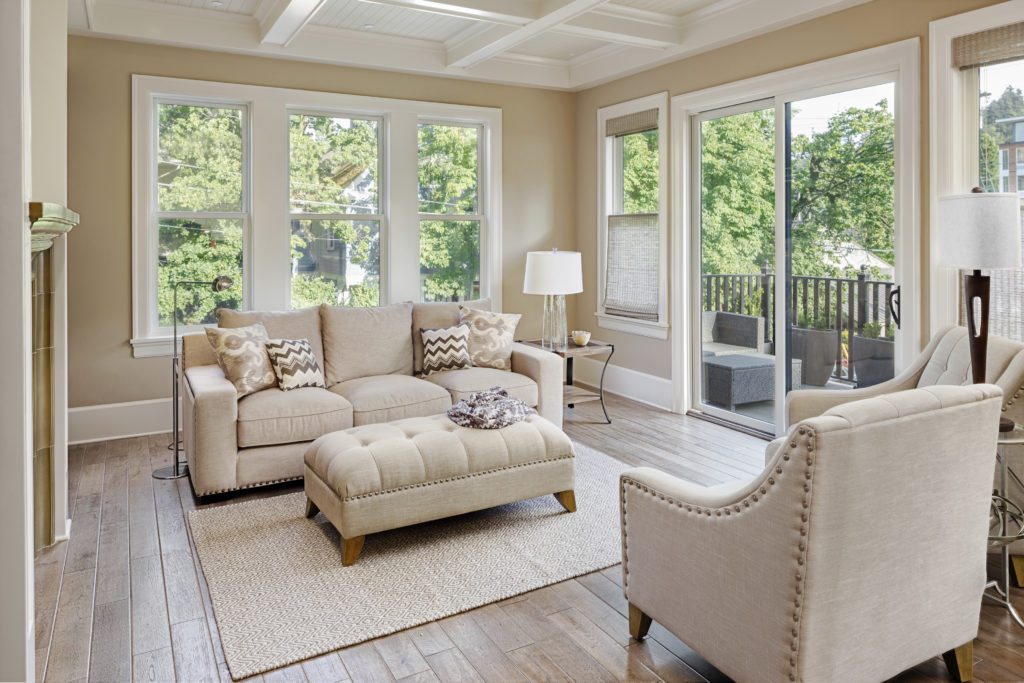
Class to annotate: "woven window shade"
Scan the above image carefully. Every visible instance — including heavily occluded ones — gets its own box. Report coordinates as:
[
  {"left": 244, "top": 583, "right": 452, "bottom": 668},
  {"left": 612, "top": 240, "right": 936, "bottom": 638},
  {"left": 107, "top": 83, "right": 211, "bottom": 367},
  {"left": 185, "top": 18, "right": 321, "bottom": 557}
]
[
  {"left": 605, "top": 109, "right": 658, "bottom": 137},
  {"left": 952, "top": 21, "right": 1024, "bottom": 70},
  {"left": 603, "top": 213, "right": 659, "bottom": 321}
]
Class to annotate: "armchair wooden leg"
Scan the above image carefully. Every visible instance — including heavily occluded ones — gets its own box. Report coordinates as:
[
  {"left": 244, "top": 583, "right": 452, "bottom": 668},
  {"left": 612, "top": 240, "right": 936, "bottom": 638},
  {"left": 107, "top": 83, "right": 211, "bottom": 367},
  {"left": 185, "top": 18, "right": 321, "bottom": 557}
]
[
  {"left": 341, "top": 535, "right": 365, "bottom": 567},
  {"left": 554, "top": 490, "right": 576, "bottom": 513},
  {"left": 305, "top": 497, "right": 319, "bottom": 519},
  {"left": 629, "top": 603, "right": 652, "bottom": 641},
  {"left": 1011, "top": 555, "right": 1024, "bottom": 589},
  {"left": 942, "top": 641, "right": 973, "bottom": 683}
]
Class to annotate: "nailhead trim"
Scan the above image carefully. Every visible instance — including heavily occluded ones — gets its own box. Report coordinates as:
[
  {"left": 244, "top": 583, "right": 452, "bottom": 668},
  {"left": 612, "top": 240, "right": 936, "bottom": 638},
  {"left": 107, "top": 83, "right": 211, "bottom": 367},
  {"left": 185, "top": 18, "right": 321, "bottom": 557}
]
[
  {"left": 340, "top": 454, "right": 575, "bottom": 501},
  {"left": 620, "top": 427, "right": 819, "bottom": 681},
  {"left": 197, "top": 474, "right": 303, "bottom": 497}
]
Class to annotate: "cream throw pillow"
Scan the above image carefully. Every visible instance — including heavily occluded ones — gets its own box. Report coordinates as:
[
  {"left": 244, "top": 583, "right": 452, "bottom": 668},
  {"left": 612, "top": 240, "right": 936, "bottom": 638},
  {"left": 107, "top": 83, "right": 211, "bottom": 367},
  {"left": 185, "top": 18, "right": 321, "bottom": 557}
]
[
  {"left": 459, "top": 307, "right": 521, "bottom": 371},
  {"left": 205, "top": 323, "right": 277, "bottom": 397}
]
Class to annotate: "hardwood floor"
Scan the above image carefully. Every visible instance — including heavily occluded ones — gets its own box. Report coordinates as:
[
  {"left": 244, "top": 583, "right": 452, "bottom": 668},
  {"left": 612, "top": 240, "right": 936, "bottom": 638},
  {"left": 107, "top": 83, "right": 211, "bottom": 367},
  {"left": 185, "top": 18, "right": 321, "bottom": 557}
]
[{"left": 35, "top": 394, "right": 1024, "bottom": 682}]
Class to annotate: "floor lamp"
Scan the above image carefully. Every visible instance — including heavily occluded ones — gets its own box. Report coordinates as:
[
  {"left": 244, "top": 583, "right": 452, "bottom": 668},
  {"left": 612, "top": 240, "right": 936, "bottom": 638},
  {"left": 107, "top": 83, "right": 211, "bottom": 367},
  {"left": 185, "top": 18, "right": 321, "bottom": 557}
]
[
  {"left": 936, "top": 190, "right": 1021, "bottom": 388},
  {"left": 153, "top": 275, "right": 234, "bottom": 480}
]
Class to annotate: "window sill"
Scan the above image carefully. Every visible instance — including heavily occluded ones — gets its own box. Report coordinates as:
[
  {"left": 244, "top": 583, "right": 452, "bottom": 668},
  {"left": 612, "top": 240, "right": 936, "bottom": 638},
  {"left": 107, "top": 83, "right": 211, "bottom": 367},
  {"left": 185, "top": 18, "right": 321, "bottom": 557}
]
[
  {"left": 595, "top": 313, "right": 669, "bottom": 340},
  {"left": 130, "top": 336, "right": 177, "bottom": 358}
]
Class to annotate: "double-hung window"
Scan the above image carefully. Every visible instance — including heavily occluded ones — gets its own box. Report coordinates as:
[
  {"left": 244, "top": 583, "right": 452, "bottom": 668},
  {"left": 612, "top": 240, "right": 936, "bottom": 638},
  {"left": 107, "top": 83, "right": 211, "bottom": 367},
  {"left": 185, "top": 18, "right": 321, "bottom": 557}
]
[
  {"left": 417, "top": 122, "right": 484, "bottom": 302},
  {"left": 596, "top": 93, "right": 669, "bottom": 338},
  {"left": 153, "top": 100, "right": 248, "bottom": 330},
  {"left": 288, "top": 113, "right": 383, "bottom": 308},
  {"left": 132, "top": 76, "right": 502, "bottom": 357}
]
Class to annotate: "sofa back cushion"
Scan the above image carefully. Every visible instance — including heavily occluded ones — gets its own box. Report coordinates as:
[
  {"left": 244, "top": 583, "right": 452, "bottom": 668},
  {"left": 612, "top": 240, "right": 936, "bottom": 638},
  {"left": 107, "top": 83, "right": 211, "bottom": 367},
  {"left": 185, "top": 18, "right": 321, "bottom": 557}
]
[
  {"left": 411, "top": 298, "right": 491, "bottom": 374},
  {"left": 218, "top": 307, "right": 324, "bottom": 371},
  {"left": 321, "top": 302, "right": 414, "bottom": 385}
]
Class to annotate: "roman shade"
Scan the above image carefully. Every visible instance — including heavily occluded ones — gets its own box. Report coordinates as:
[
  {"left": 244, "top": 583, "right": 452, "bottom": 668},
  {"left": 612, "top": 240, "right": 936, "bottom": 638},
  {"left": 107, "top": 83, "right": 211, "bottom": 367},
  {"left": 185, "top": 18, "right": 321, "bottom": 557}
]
[
  {"left": 952, "top": 21, "right": 1024, "bottom": 70},
  {"left": 605, "top": 108, "right": 658, "bottom": 137},
  {"left": 603, "top": 213, "right": 659, "bottom": 321}
]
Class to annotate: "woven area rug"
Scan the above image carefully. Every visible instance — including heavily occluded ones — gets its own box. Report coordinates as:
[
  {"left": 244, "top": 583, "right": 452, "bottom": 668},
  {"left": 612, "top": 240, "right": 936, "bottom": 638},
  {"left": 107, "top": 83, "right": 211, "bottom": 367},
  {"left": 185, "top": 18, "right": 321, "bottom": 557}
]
[{"left": 188, "top": 443, "right": 628, "bottom": 680}]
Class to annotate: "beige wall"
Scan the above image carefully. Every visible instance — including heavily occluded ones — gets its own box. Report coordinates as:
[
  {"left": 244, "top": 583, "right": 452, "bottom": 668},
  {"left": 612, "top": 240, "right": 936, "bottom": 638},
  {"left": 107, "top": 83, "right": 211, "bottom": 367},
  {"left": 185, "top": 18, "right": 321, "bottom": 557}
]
[
  {"left": 67, "top": 36, "right": 576, "bottom": 408},
  {"left": 572, "top": 0, "right": 1004, "bottom": 380}
]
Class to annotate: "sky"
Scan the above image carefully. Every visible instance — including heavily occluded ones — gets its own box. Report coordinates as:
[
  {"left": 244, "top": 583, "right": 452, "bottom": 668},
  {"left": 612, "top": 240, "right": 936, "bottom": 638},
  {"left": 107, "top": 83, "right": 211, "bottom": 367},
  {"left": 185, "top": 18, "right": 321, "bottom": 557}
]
[
  {"left": 980, "top": 59, "right": 1024, "bottom": 114},
  {"left": 789, "top": 82, "right": 895, "bottom": 138}
]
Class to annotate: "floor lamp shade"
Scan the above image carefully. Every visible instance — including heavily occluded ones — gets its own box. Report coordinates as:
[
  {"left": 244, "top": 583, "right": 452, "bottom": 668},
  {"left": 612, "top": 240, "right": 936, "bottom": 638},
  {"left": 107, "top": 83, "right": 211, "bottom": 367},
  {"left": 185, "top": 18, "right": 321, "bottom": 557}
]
[
  {"left": 937, "top": 192, "right": 1021, "bottom": 386},
  {"left": 523, "top": 250, "right": 582, "bottom": 350},
  {"left": 937, "top": 193, "right": 1021, "bottom": 270}
]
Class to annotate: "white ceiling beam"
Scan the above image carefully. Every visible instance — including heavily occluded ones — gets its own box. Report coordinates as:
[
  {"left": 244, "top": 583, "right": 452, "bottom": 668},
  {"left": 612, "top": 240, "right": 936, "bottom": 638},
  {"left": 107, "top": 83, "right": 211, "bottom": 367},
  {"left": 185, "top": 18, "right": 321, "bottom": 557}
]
[
  {"left": 559, "top": 8, "right": 679, "bottom": 49},
  {"left": 447, "top": 0, "right": 609, "bottom": 69},
  {"left": 69, "top": 0, "right": 572, "bottom": 89},
  {"left": 357, "top": 0, "right": 538, "bottom": 26},
  {"left": 256, "top": 0, "right": 328, "bottom": 46}
]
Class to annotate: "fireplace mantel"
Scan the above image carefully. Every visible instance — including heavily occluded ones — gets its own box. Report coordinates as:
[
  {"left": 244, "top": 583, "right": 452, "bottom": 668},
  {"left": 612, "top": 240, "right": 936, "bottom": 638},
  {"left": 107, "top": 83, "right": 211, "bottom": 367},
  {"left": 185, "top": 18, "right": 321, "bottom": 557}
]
[{"left": 28, "top": 201, "right": 79, "bottom": 252}]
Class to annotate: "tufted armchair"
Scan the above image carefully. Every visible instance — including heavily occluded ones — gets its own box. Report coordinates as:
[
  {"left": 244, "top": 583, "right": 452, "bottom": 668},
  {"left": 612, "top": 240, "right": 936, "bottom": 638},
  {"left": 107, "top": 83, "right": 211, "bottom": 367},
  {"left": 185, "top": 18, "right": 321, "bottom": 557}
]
[
  {"left": 787, "top": 325, "right": 1024, "bottom": 586},
  {"left": 621, "top": 385, "right": 1002, "bottom": 683}
]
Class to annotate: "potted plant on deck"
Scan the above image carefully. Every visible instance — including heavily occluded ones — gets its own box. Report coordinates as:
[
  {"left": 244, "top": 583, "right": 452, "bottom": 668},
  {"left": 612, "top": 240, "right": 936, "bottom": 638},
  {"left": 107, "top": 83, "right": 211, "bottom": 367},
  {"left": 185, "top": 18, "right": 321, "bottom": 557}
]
[
  {"left": 852, "top": 321, "right": 895, "bottom": 387},
  {"left": 791, "top": 312, "right": 839, "bottom": 387}
]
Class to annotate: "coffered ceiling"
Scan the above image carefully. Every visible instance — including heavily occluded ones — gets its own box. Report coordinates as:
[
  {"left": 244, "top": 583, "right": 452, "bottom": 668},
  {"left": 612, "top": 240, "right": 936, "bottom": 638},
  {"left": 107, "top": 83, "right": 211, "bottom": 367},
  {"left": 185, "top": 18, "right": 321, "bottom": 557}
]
[{"left": 67, "top": 0, "right": 871, "bottom": 90}]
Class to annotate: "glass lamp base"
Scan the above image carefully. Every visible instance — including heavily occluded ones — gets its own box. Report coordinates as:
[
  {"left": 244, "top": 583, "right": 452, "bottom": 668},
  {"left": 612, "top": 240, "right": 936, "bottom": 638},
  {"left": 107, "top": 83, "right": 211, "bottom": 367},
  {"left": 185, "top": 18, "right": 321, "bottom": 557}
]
[{"left": 541, "top": 294, "right": 567, "bottom": 350}]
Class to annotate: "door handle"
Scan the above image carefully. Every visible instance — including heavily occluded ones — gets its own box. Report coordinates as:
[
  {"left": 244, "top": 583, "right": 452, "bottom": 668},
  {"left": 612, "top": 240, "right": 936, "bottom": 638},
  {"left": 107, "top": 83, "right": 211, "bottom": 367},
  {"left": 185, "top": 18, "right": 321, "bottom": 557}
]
[{"left": 887, "top": 286, "right": 901, "bottom": 330}]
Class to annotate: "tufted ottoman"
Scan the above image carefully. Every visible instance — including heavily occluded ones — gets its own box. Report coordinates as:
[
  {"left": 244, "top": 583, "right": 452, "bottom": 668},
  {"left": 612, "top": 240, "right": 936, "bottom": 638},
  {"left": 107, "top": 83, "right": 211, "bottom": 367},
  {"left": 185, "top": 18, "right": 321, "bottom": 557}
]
[{"left": 303, "top": 413, "right": 576, "bottom": 565}]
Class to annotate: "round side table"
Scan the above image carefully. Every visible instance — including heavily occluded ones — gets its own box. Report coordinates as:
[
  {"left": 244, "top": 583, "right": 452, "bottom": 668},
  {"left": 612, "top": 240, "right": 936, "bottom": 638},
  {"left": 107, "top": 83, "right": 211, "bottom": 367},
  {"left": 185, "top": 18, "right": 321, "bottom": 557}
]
[{"left": 987, "top": 423, "right": 1024, "bottom": 629}]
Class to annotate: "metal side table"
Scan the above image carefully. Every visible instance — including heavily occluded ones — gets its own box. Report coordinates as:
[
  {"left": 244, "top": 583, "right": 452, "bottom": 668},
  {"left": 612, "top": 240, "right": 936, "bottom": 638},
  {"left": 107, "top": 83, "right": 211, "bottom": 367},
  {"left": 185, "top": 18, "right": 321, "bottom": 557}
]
[
  {"left": 518, "top": 339, "right": 614, "bottom": 424},
  {"left": 987, "top": 423, "right": 1024, "bottom": 628}
]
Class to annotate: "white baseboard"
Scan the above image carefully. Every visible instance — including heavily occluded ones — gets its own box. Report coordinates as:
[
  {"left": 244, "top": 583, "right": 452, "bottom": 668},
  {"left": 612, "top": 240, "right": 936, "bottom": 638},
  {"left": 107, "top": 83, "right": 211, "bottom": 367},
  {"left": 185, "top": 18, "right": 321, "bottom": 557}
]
[
  {"left": 573, "top": 357, "right": 673, "bottom": 411},
  {"left": 69, "top": 398, "right": 175, "bottom": 444}
]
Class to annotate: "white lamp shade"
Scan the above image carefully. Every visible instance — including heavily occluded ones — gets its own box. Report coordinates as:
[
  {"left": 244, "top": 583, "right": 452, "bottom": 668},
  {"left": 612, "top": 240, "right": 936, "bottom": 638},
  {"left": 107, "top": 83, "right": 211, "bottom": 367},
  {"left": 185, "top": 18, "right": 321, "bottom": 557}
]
[
  {"left": 523, "top": 250, "right": 583, "bottom": 295},
  {"left": 936, "top": 193, "right": 1021, "bottom": 270}
]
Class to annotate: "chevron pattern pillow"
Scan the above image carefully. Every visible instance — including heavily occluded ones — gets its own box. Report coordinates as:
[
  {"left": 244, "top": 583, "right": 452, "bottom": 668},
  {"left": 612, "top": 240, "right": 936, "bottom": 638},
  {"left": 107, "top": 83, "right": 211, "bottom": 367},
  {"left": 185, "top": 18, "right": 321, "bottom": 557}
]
[
  {"left": 265, "top": 339, "right": 326, "bottom": 391},
  {"left": 420, "top": 325, "right": 471, "bottom": 376}
]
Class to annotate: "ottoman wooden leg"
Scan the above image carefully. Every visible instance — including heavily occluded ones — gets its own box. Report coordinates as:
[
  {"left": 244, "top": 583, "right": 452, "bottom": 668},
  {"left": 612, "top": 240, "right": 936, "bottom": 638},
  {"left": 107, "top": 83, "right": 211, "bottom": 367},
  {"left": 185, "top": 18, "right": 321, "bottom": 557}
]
[
  {"left": 305, "top": 498, "right": 319, "bottom": 519},
  {"left": 942, "top": 641, "right": 973, "bottom": 682},
  {"left": 554, "top": 490, "right": 576, "bottom": 513},
  {"left": 341, "top": 535, "right": 365, "bottom": 566}
]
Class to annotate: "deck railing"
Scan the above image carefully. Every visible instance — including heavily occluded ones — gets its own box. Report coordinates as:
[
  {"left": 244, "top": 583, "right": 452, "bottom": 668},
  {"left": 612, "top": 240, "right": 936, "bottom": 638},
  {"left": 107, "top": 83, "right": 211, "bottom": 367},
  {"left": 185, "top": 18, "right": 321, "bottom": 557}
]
[{"left": 703, "top": 263, "right": 896, "bottom": 382}]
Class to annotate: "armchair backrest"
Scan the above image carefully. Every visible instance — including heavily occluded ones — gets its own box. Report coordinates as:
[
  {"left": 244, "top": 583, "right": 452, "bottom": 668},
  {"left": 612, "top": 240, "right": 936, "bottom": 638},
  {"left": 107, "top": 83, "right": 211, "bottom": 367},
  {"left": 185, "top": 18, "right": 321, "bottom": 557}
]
[
  {"left": 917, "top": 326, "right": 1024, "bottom": 424},
  {"left": 794, "top": 384, "right": 1001, "bottom": 680}
]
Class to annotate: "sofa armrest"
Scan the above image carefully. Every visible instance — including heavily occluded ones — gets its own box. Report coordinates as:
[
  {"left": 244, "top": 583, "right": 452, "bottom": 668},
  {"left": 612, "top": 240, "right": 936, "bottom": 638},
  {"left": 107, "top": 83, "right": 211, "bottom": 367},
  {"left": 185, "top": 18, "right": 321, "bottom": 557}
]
[
  {"left": 182, "top": 364, "right": 239, "bottom": 495},
  {"left": 510, "top": 342, "right": 563, "bottom": 428}
]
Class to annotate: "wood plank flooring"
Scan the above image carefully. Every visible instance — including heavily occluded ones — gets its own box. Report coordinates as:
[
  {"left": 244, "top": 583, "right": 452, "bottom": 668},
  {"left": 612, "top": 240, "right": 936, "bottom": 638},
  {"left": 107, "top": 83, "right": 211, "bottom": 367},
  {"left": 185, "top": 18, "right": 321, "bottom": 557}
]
[{"left": 34, "top": 394, "right": 1024, "bottom": 682}]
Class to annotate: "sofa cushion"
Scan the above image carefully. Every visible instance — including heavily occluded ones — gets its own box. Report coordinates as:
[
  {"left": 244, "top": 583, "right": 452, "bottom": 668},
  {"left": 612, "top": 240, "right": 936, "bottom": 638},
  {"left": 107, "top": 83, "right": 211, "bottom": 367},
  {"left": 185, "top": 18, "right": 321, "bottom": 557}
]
[
  {"left": 321, "top": 302, "right": 414, "bottom": 385},
  {"left": 425, "top": 367, "right": 538, "bottom": 407},
  {"left": 218, "top": 307, "right": 324, "bottom": 372},
  {"left": 205, "top": 323, "right": 277, "bottom": 398},
  {"left": 329, "top": 375, "right": 452, "bottom": 426},
  {"left": 237, "top": 387, "right": 353, "bottom": 448},
  {"left": 412, "top": 298, "right": 491, "bottom": 374},
  {"left": 459, "top": 307, "right": 521, "bottom": 370}
]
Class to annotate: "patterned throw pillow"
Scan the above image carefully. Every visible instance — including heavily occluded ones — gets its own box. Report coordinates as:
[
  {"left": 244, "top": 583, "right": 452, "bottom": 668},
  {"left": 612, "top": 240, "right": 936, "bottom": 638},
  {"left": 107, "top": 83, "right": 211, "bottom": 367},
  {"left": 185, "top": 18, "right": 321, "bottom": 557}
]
[
  {"left": 420, "top": 325, "right": 471, "bottom": 376},
  {"left": 205, "top": 323, "right": 277, "bottom": 398},
  {"left": 265, "top": 339, "right": 326, "bottom": 390},
  {"left": 459, "top": 307, "right": 521, "bottom": 371}
]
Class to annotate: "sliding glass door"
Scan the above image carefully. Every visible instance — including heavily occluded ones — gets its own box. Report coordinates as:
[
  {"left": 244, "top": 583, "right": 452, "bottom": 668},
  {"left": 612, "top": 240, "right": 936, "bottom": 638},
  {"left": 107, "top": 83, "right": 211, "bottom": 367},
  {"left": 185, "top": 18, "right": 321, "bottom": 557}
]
[{"left": 691, "top": 77, "right": 904, "bottom": 434}]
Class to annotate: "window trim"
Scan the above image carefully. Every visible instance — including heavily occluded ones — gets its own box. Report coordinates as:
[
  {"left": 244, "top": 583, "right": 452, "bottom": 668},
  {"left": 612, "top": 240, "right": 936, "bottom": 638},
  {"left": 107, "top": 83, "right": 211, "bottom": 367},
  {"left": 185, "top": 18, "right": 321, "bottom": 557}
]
[
  {"left": 929, "top": 2, "right": 1024, "bottom": 337},
  {"left": 131, "top": 75, "right": 502, "bottom": 357},
  {"left": 595, "top": 91, "right": 670, "bottom": 340}
]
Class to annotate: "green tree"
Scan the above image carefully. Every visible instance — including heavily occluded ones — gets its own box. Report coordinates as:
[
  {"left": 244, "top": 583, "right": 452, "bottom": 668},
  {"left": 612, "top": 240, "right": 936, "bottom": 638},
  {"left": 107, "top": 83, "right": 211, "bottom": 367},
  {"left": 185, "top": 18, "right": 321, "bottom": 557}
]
[
  {"left": 417, "top": 124, "right": 481, "bottom": 301},
  {"left": 623, "top": 131, "right": 659, "bottom": 213},
  {"left": 157, "top": 104, "right": 245, "bottom": 325},
  {"left": 979, "top": 86, "right": 1024, "bottom": 191},
  {"left": 699, "top": 109, "right": 776, "bottom": 276}
]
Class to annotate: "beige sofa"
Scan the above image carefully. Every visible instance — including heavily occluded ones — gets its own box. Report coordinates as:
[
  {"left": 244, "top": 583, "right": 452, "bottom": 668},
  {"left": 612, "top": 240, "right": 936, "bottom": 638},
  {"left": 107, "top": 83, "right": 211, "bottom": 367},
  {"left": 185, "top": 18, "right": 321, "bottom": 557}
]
[{"left": 180, "top": 300, "right": 563, "bottom": 496}]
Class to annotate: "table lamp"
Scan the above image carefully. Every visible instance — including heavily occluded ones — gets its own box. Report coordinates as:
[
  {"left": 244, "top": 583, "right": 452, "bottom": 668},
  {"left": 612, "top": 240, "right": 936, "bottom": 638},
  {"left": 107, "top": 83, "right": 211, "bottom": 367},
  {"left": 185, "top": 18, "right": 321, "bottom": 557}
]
[
  {"left": 523, "top": 249, "right": 583, "bottom": 350},
  {"left": 936, "top": 189, "right": 1021, "bottom": 385}
]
